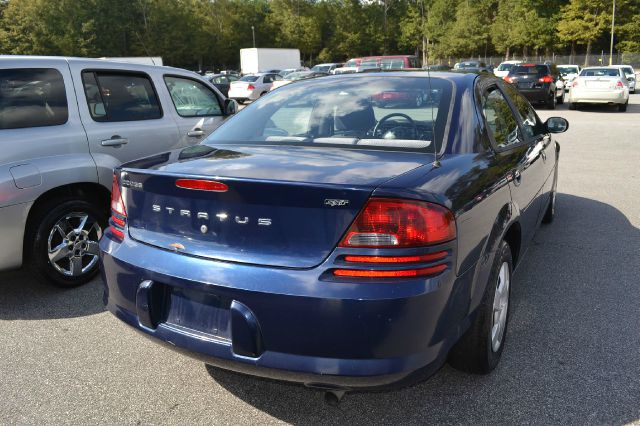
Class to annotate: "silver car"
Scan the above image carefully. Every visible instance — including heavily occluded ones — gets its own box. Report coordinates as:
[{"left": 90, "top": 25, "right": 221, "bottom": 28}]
[{"left": 0, "top": 56, "right": 237, "bottom": 286}]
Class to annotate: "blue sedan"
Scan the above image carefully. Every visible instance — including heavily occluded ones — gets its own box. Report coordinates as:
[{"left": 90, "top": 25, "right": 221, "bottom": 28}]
[{"left": 100, "top": 72, "right": 568, "bottom": 392}]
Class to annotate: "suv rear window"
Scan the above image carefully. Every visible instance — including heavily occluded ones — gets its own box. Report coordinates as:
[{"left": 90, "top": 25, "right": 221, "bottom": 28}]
[
  {"left": 510, "top": 65, "right": 549, "bottom": 76},
  {"left": 0, "top": 68, "right": 68, "bottom": 130},
  {"left": 81, "top": 71, "right": 162, "bottom": 122}
]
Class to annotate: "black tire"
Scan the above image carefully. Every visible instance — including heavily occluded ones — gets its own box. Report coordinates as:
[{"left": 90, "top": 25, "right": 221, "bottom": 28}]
[
  {"left": 26, "top": 197, "right": 108, "bottom": 288},
  {"left": 568, "top": 102, "right": 577, "bottom": 110},
  {"left": 260, "top": 91, "right": 267, "bottom": 97},
  {"left": 542, "top": 171, "right": 558, "bottom": 226},
  {"left": 546, "top": 92, "right": 556, "bottom": 109},
  {"left": 448, "top": 240, "right": 513, "bottom": 374},
  {"left": 556, "top": 91, "right": 564, "bottom": 105},
  {"left": 618, "top": 102, "right": 628, "bottom": 112}
]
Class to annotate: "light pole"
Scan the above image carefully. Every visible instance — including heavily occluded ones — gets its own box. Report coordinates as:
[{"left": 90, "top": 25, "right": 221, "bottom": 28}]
[
  {"left": 609, "top": 0, "right": 615, "bottom": 65},
  {"left": 251, "top": 26, "right": 256, "bottom": 48}
]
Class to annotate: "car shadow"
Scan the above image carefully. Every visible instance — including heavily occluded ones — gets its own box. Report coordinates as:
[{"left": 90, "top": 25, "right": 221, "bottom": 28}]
[
  {"left": 205, "top": 193, "right": 640, "bottom": 424},
  {"left": 572, "top": 100, "right": 640, "bottom": 113},
  {"left": 0, "top": 269, "right": 105, "bottom": 320}
]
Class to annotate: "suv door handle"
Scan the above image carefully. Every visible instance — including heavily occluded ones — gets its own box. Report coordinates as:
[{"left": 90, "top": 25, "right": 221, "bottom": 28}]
[
  {"left": 101, "top": 137, "right": 128, "bottom": 147},
  {"left": 187, "top": 129, "right": 204, "bottom": 137}
]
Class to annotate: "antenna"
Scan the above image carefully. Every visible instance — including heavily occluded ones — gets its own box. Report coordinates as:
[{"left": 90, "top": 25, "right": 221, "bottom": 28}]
[
  {"left": 424, "top": 40, "right": 440, "bottom": 168},
  {"left": 134, "top": 32, "right": 156, "bottom": 66}
]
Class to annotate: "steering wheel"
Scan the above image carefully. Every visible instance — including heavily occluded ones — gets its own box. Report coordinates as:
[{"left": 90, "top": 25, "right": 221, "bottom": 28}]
[{"left": 372, "top": 113, "right": 418, "bottom": 138}]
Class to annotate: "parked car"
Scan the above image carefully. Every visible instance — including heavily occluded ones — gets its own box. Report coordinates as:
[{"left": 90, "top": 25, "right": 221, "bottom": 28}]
[
  {"left": 568, "top": 66, "right": 630, "bottom": 111},
  {"left": 453, "top": 61, "right": 490, "bottom": 73},
  {"left": 228, "top": 73, "right": 282, "bottom": 103},
  {"left": 205, "top": 73, "right": 239, "bottom": 97},
  {"left": 311, "top": 63, "right": 344, "bottom": 73},
  {"left": 493, "top": 60, "right": 523, "bottom": 79},
  {"left": 613, "top": 65, "right": 636, "bottom": 93},
  {"left": 278, "top": 67, "right": 309, "bottom": 78},
  {"left": 100, "top": 71, "right": 568, "bottom": 393},
  {"left": 335, "top": 56, "right": 419, "bottom": 74},
  {"left": 422, "top": 64, "right": 452, "bottom": 71},
  {"left": 0, "top": 56, "right": 237, "bottom": 287},
  {"left": 504, "top": 63, "right": 563, "bottom": 108},
  {"left": 270, "top": 71, "right": 329, "bottom": 91},
  {"left": 557, "top": 65, "right": 581, "bottom": 92}
]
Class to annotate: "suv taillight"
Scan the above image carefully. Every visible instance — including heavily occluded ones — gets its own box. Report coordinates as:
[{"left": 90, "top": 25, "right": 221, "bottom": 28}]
[
  {"left": 109, "top": 172, "right": 127, "bottom": 240},
  {"left": 339, "top": 198, "right": 456, "bottom": 248},
  {"left": 538, "top": 75, "right": 554, "bottom": 83}
]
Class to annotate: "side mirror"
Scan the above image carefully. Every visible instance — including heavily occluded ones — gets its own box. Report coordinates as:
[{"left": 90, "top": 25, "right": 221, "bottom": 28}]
[
  {"left": 224, "top": 98, "right": 238, "bottom": 116},
  {"left": 545, "top": 117, "right": 569, "bottom": 134}
]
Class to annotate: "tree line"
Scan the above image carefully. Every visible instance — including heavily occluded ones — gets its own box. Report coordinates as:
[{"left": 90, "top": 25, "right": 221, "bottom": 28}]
[{"left": 0, "top": 0, "right": 638, "bottom": 71}]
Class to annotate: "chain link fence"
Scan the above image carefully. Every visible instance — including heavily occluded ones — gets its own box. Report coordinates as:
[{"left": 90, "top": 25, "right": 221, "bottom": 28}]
[{"left": 454, "top": 53, "right": 640, "bottom": 68}]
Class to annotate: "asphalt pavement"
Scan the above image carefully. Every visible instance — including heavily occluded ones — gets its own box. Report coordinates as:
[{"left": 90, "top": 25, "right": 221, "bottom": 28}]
[{"left": 1, "top": 95, "right": 639, "bottom": 425}]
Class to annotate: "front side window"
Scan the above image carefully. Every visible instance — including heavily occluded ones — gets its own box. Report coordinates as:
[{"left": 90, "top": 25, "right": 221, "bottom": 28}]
[
  {"left": 482, "top": 87, "right": 520, "bottom": 150},
  {"left": 0, "top": 68, "right": 68, "bottom": 130},
  {"left": 82, "top": 71, "right": 161, "bottom": 122},
  {"left": 207, "top": 76, "right": 453, "bottom": 152},
  {"left": 502, "top": 84, "right": 546, "bottom": 139},
  {"left": 164, "top": 76, "right": 222, "bottom": 117}
]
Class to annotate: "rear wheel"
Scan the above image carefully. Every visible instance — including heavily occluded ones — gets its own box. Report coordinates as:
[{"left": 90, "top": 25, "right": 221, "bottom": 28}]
[
  {"left": 618, "top": 101, "right": 628, "bottom": 112},
  {"left": 546, "top": 92, "right": 556, "bottom": 109},
  {"left": 26, "top": 197, "right": 107, "bottom": 288},
  {"left": 448, "top": 240, "right": 512, "bottom": 374},
  {"left": 556, "top": 91, "right": 564, "bottom": 105},
  {"left": 568, "top": 102, "right": 577, "bottom": 110}
]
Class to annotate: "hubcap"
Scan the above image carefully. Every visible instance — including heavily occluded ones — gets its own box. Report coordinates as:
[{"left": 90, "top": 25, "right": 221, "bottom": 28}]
[
  {"left": 491, "top": 262, "right": 510, "bottom": 352},
  {"left": 47, "top": 212, "right": 103, "bottom": 277}
]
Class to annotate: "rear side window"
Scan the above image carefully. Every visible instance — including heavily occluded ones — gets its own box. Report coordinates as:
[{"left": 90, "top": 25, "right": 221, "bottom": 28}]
[
  {"left": 81, "top": 71, "right": 162, "bottom": 122},
  {"left": 164, "top": 76, "right": 222, "bottom": 117},
  {"left": 481, "top": 87, "right": 521, "bottom": 150},
  {"left": 0, "top": 68, "right": 68, "bottom": 130}
]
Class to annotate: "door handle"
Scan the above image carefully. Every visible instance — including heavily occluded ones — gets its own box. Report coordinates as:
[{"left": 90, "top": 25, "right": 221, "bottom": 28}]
[
  {"left": 513, "top": 170, "right": 522, "bottom": 186},
  {"left": 187, "top": 129, "right": 204, "bottom": 137},
  {"left": 101, "top": 137, "right": 128, "bottom": 147}
]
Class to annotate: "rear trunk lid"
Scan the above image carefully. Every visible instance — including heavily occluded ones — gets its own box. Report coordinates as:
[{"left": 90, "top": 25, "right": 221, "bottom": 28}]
[{"left": 120, "top": 145, "right": 428, "bottom": 268}]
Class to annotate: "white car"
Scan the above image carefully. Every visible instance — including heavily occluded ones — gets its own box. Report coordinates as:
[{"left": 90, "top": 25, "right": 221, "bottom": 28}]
[
  {"left": 311, "top": 63, "right": 344, "bottom": 73},
  {"left": 557, "top": 65, "right": 581, "bottom": 92},
  {"left": 568, "top": 66, "right": 629, "bottom": 111},
  {"left": 613, "top": 65, "right": 636, "bottom": 93},
  {"left": 494, "top": 60, "right": 523, "bottom": 78},
  {"left": 228, "top": 73, "right": 282, "bottom": 103}
]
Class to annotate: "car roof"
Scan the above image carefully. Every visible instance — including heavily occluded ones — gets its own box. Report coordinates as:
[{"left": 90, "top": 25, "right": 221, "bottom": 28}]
[
  {"left": 287, "top": 70, "right": 478, "bottom": 86},
  {"left": 0, "top": 55, "right": 193, "bottom": 75}
]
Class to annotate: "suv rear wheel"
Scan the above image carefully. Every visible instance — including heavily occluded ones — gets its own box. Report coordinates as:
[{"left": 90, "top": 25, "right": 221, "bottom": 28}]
[
  {"left": 26, "top": 197, "right": 107, "bottom": 288},
  {"left": 546, "top": 92, "right": 556, "bottom": 109}
]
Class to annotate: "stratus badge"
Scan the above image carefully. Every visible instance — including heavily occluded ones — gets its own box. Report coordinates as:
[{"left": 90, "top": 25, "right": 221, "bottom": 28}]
[{"left": 324, "top": 199, "right": 349, "bottom": 207}]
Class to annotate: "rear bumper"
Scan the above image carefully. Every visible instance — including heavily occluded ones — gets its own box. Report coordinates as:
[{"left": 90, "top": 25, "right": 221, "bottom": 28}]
[
  {"left": 100, "top": 235, "right": 474, "bottom": 389},
  {"left": 569, "top": 89, "right": 627, "bottom": 104},
  {"left": 518, "top": 88, "right": 550, "bottom": 102}
]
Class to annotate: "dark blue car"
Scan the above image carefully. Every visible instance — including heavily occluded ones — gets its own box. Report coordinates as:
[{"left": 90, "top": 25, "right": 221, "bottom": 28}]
[{"left": 100, "top": 72, "right": 568, "bottom": 391}]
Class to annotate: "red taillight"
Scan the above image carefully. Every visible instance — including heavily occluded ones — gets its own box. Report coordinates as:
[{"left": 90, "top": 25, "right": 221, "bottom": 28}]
[
  {"left": 175, "top": 179, "right": 228, "bottom": 192},
  {"left": 538, "top": 75, "right": 554, "bottom": 83},
  {"left": 110, "top": 173, "right": 126, "bottom": 216},
  {"left": 503, "top": 76, "right": 514, "bottom": 83},
  {"left": 339, "top": 198, "right": 456, "bottom": 248},
  {"left": 247, "top": 84, "right": 255, "bottom": 90},
  {"left": 343, "top": 251, "right": 447, "bottom": 264},
  {"left": 109, "top": 173, "right": 127, "bottom": 241},
  {"left": 333, "top": 264, "right": 447, "bottom": 278},
  {"left": 616, "top": 81, "right": 624, "bottom": 89}
]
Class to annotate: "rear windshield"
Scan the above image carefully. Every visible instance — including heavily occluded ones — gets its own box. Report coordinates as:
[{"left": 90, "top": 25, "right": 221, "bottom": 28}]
[
  {"left": 580, "top": 68, "right": 620, "bottom": 77},
  {"left": 239, "top": 75, "right": 259, "bottom": 82},
  {"left": 206, "top": 76, "right": 453, "bottom": 152},
  {"left": 497, "top": 63, "right": 517, "bottom": 71},
  {"left": 558, "top": 66, "right": 579, "bottom": 74},
  {"left": 511, "top": 65, "right": 548, "bottom": 76}
]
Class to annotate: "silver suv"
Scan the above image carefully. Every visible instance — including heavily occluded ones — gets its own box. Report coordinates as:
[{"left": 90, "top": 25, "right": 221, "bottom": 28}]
[{"left": 0, "top": 56, "right": 237, "bottom": 287}]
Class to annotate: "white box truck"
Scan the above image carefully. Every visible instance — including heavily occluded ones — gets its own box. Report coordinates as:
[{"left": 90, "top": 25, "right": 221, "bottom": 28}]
[{"left": 240, "top": 48, "right": 301, "bottom": 74}]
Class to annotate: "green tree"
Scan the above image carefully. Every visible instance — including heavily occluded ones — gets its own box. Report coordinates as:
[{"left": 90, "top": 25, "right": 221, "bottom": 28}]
[{"left": 557, "top": 0, "right": 611, "bottom": 66}]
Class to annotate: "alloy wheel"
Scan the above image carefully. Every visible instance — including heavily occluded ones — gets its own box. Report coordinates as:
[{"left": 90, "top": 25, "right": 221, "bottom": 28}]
[
  {"left": 491, "top": 262, "right": 510, "bottom": 352},
  {"left": 47, "top": 212, "right": 103, "bottom": 277}
]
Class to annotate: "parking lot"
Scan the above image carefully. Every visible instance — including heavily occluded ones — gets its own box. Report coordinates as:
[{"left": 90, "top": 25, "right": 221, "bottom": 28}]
[{"left": 1, "top": 96, "right": 639, "bottom": 425}]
